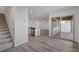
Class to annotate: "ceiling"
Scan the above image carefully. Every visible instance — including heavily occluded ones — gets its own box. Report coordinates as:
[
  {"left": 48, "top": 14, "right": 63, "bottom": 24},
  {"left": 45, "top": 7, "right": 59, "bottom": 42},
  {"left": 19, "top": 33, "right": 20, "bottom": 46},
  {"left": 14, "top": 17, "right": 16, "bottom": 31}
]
[{"left": 27, "top": 6, "right": 74, "bottom": 20}]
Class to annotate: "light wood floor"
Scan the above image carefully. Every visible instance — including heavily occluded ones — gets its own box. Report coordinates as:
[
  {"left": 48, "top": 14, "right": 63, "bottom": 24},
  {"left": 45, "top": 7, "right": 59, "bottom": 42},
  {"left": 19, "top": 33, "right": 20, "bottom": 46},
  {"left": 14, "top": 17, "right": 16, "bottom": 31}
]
[
  {"left": 53, "top": 32, "right": 74, "bottom": 42},
  {"left": 61, "top": 32, "right": 73, "bottom": 40},
  {"left": 3, "top": 35, "right": 79, "bottom": 52}
]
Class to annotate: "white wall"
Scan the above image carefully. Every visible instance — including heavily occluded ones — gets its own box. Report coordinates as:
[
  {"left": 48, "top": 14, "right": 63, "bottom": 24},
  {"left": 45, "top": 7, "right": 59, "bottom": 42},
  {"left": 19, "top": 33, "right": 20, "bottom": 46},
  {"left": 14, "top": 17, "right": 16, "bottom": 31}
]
[
  {"left": 50, "top": 8, "right": 76, "bottom": 17},
  {"left": 40, "top": 19, "right": 49, "bottom": 30},
  {"left": 28, "top": 19, "right": 49, "bottom": 30},
  {"left": 77, "top": 7, "right": 79, "bottom": 43},
  {"left": 4, "top": 6, "right": 28, "bottom": 47},
  {"left": 4, "top": 7, "right": 15, "bottom": 25},
  {"left": 15, "top": 7, "right": 28, "bottom": 47},
  {"left": 0, "top": 6, "right": 5, "bottom": 13},
  {"left": 28, "top": 19, "right": 40, "bottom": 28}
]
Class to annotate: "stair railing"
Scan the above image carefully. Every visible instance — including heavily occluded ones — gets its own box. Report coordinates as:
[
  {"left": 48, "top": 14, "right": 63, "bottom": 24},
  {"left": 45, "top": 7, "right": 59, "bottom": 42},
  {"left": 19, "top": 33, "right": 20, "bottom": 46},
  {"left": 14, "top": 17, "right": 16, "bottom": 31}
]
[{"left": 3, "top": 7, "right": 15, "bottom": 43}]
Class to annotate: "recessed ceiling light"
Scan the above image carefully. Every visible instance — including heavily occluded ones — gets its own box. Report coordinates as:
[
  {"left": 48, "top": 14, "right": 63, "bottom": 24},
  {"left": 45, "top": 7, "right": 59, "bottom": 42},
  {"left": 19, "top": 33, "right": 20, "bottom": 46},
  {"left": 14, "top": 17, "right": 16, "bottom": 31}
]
[
  {"left": 30, "top": 10, "right": 33, "bottom": 13},
  {"left": 38, "top": 13, "right": 40, "bottom": 16}
]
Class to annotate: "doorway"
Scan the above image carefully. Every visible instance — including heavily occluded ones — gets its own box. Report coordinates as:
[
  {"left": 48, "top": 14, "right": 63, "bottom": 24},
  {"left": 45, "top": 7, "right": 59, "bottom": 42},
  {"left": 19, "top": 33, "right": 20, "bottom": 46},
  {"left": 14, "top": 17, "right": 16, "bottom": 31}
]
[
  {"left": 51, "top": 16, "right": 74, "bottom": 42},
  {"left": 60, "top": 16, "right": 74, "bottom": 41}
]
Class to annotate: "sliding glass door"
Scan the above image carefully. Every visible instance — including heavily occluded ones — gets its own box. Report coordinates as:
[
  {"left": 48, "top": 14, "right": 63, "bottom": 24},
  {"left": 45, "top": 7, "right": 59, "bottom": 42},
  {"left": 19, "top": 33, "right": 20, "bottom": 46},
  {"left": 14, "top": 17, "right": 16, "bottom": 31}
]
[
  {"left": 51, "top": 16, "right": 74, "bottom": 41},
  {"left": 51, "top": 17, "right": 61, "bottom": 39},
  {"left": 60, "top": 16, "right": 74, "bottom": 41}
]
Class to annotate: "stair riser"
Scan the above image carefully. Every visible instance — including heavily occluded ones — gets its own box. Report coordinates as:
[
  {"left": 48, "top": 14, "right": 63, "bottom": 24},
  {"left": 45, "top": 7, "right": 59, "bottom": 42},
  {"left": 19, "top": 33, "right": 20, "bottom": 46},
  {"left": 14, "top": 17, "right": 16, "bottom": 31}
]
[
  {"left": 0, "top": 31, "right": 10, "bottom": 33},
  {"left": 0, "top": 25, "right": 7, "bottom": 27},
  {"left": 0, "top": 23, "right": 7, "bottom": 25},
  {"left": 0, "top": 37, "right": 11, "bottom": 39},
  {"left": 0, "top": 39, "right": 12, "bottom": 44},
  {"left": 0, "top": 26, "right": 8, "bottom": 28},
  {"left": 0, "top": 15, "right": 5, "bottom": 19},
  {"left": 0, "top": 35, "right": 11, "bottom": 39},
  {"left": 0, "top": 22, "right": 7, "bottom": 24},
  {"left": 0, "top": 20, "right": 6, "bottom": 22},
  {"left": 0, "top": 22, "right": 6, "bottom": 23},
  {"left": 0, "top": 27, "right": 8, "bottom": 30},
  {"left": 0, "top": 29, "right": 9, "bottom": 31},
  {"left": 0, "top": 42, "right": 13, "bottom": 51},
  {"left": 0, "top": 25, "right": 7, "bottom": 26},
  {"left": 0, "top": 17, "right": 5, "bottom": 20},
  {"left": 0, "top": 31, "right": 10, "bottom": 34},
  {"left": 0, "top": 28, "right": 8, "bottom": 29},
  {"left": 0, "top": 30, "right": 9, "bottom": 31},
  {"left": 0, "top": 19, "right": 6, "bottom": 20},
  {"left": 0, "top": 15, "right": 5, "bottom": 17},
  {"left": 0, "top": 33, "right": 10, "bottom": 35},
  {"left": 0, "top": 29, "right": 8, "bottom": 31},
  {"left": 0, "top": 21, "right": 6, "bottom": 22}
]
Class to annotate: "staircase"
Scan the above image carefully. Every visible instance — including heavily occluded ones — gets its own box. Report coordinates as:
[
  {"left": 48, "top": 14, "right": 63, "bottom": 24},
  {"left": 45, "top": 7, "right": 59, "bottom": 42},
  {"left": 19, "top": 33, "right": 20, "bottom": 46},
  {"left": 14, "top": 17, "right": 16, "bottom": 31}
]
[{"left": 0, "top": 14, "right": 13, "bottom": 51}]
